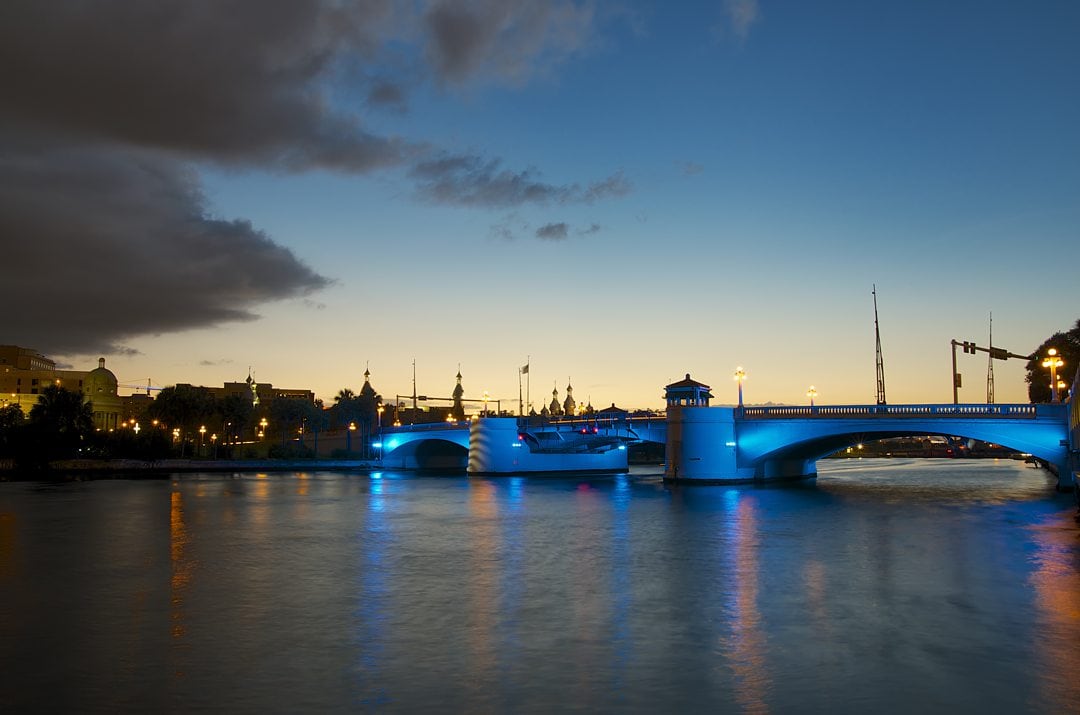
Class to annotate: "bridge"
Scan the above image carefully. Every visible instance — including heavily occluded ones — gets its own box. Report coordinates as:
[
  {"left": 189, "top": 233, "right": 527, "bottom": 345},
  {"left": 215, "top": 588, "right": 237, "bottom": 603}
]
[
  {"left": 372, "top": 400, "right": 1073, "bottom": 488},
  {"left": 666, "top": 402, "right": 1072, "bottom": 490}
]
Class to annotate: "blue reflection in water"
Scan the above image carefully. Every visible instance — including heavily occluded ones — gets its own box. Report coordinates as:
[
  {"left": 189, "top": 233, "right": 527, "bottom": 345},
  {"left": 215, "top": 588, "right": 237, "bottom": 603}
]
[
  {"left": 353, "top": 475, "right": 390, "bottom": 707},
  {"left": 609, "top": 474, "right": 632, "bottom": 701}
]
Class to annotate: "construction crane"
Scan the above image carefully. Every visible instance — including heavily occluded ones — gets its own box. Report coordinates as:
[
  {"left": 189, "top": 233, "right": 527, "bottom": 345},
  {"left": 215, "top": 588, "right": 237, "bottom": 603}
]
[{"left": 118, "top": 378, "right": 165, "bottom": 396}]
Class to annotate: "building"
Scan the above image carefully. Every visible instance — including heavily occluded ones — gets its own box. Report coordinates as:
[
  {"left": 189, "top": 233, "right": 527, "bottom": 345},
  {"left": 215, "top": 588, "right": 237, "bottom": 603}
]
[{"left": 0, "top": 346, "right": 123, "bottom": 429}]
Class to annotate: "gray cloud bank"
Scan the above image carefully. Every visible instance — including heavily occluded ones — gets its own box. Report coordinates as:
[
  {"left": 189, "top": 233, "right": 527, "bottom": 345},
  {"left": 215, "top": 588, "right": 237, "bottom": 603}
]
[
  {"left": 0, "top": 1, "right": 630, "bottom": 355},
  {"left": 0, "top": 142, "right": 328, "bottom": 355}
]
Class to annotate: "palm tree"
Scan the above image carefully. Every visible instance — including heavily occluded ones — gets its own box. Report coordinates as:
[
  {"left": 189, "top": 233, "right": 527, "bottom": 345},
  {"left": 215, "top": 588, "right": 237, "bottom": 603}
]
[{"left": 29, "top": 385, "right": 94, "bottom": 458}]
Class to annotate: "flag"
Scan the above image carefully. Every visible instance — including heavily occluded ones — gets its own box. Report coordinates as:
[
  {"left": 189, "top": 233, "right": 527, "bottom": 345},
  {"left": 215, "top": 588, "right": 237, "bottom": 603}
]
[{"left": 520, "top": 364, "right": 529, "bottom": 374}]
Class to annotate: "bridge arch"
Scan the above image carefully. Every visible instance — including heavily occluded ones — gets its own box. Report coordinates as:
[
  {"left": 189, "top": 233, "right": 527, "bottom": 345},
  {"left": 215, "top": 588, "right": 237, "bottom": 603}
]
[
  {"left": 379, "top": 428, "right": 470, "bottom": 470},
  {"left": 736, "top": 414, "right": 1068, "bottom": 482}
]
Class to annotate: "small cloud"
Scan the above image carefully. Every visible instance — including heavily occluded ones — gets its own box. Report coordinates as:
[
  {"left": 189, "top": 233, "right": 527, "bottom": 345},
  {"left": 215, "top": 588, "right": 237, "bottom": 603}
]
[
  {"left": 713, "top": 0, "right": 760, "bottom": 41},
  {"left": 302, "top": 299, "right": 327, "bottom": 310},
  {"left": 411, "top": 154, "right": 632, "bottom": 208},
  {"left": 367, "top": 81, "right": 408, "bottom": 112},
  {"left": 678, "top": 161, "right": 704, "bottom": 176},
  {"left": 578, "top": 223, "right": 601, "bottom": 235},
  {"left": 635, "top": 212, "right": 648, "bottom": 224},
  {"left": 199, "top": 358, "right": 234, "bottom": 367},
  {"left": 536, "top": 222, "right": 569, "bottom": 240}
]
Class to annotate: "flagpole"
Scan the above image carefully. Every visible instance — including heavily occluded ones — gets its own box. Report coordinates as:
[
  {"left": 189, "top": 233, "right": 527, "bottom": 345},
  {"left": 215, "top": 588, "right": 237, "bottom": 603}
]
[
  {"left": 518, "top": 364, "right": 524, "bottom": 416},
  {"left": 526, "top": 356, "right": 530, "bottom": 416}
]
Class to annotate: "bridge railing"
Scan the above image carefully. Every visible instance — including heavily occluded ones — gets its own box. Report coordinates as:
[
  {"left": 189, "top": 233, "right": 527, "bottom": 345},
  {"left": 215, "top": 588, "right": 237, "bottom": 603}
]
[
  {"left": 739, "top": 404, "right": 1040, "bottom": 419},
  {"left": 382, "top": 420, "right": 469, "bottom": 433},
  {"left": 521, "top": 414, "right": 665, "bottom": 432}
]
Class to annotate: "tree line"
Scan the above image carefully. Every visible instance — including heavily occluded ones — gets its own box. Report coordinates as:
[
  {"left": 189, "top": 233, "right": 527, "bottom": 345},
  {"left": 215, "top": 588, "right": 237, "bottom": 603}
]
[{"left": 0, "top": 381, "right": 384, "bottom": 467}]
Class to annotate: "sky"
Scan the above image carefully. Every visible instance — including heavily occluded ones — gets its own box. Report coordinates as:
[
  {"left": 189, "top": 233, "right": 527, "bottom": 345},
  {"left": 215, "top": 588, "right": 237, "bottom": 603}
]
[{"left": 3, "top": 1, "right": 1078, "bottom": 410}]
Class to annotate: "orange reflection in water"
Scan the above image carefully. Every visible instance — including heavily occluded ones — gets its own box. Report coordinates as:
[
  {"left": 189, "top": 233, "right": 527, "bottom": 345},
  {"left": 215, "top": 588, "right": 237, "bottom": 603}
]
[
  {"left": 466, "top": 480, "right": 498, "bottom": 691},
  {"left": 720, "top": 496, "right": 770, "bottom": 714},
  {"left": 1028, "top": 512, "right": 1080, "bottom": 709},
  {"left": 0, "top": 512, "right": 15, "bottom": 581},
  {"left": 170, "top": 490, "right": 194, "bottom": 643}
]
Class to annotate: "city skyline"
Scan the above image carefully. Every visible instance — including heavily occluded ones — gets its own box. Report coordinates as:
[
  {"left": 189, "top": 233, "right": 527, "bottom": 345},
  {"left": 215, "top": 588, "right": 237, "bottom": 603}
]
[{"left": 3, "top": 1, "right": 1078, "bottom": 408}]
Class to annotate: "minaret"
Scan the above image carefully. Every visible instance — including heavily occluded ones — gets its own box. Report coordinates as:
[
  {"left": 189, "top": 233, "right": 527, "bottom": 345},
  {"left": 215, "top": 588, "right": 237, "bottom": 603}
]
[
  {"left": 246, "top": 367, "right": 259, "bottom": 407},
  {"left": 563, "top": 378, "right": 576, "bottom": 416},
  {"left": 549, "top": 382, "right": 562, "bottom": 416},
  {"left": 452, "top": 365, "right": 465, "bottom": 419}
]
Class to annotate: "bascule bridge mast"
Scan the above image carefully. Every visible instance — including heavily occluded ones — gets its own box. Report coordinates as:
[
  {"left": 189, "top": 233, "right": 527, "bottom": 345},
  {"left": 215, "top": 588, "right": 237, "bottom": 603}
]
[{"left": 873, "top": 285, "right": 887, "bottom": 405}]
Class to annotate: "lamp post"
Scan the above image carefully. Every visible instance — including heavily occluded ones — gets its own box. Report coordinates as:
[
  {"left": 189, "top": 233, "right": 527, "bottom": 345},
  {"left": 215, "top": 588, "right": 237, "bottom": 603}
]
[
  {"left": 807, "top": 386, "right": 817, "bottom": 408},
  {"left": 1043, "top": 348, "right": 1065, "bottom": 402},
  {"left": 733, "top": 367, "right": 747, "bottom": 408},
  {"left": 347, "top": 421, "right": 356, "bottom": 454},
  {"left": 482, "top": 390, "right": 490, "bottom": 417},
  {"left": 199, "top": 425, "right": 207, "bottom": 456},
  {"left": 258, "top": 417, "right": 268, "bottom": 439}
]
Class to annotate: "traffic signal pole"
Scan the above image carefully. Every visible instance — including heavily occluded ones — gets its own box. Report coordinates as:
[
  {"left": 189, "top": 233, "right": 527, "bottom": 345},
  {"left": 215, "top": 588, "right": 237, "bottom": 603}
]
[{"left": 950, "top": 339, "right": 1034, "bottom": 404}]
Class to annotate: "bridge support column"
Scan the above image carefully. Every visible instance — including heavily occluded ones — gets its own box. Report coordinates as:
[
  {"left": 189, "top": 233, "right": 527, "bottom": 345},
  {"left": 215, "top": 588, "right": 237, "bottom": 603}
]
[{"left": 664, "top": 407, "right": 754, "bottom": 484}]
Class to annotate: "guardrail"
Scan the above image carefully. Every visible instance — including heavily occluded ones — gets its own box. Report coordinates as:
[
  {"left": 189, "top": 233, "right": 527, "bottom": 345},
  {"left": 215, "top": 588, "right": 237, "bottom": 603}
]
[{"left": 739, "top": 404, "right": 1039, "bottom": 419}]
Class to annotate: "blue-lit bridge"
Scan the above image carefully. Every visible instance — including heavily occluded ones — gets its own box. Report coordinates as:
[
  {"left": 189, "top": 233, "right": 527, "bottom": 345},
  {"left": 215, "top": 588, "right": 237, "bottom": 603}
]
[{"left": 375, "top": 400, "right": 1074, "bottom": 489}]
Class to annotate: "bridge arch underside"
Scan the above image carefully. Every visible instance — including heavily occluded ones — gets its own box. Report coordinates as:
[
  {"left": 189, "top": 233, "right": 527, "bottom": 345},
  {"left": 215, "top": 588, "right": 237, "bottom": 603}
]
[
  {"left": 383, "top": 437, "right": 468, "bottom": 471},
  {"left": 738, "top": 419, "right": 1069, "bottom": 481}
]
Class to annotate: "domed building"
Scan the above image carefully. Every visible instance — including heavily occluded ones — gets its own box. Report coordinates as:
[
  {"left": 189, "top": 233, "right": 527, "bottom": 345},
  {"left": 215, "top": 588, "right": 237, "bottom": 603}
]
[{"left": 82, "top": 357, "right": 122, "bottom": 430}]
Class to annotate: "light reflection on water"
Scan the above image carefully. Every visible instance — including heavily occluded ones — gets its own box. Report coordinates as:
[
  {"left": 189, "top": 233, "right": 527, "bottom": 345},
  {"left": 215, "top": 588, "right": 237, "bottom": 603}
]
[{"left": 0, "top": 459, "right": 1076, "bottom": 713}]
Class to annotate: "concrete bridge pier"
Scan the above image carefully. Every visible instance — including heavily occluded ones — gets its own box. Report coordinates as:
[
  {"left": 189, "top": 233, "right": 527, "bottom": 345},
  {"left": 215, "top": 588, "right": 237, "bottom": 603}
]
[{"left": 664, "top": 407, "right": 759, "bottom": 484}]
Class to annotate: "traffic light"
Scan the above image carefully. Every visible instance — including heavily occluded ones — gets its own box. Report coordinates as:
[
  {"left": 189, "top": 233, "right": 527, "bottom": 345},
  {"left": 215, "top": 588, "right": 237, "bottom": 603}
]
[{"left": 962, "top": 341, "right": 976, "bottom": 354}]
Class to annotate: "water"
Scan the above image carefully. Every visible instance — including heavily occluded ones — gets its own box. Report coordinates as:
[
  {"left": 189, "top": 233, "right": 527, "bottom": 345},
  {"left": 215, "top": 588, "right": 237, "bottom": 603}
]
[{"left": 1, "top": 459, "right": 1078, "bottom": 713}]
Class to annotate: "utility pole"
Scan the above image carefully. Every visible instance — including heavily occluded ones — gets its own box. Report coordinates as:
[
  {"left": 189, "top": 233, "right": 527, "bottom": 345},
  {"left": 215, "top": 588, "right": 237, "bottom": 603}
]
[
  {"left": 412, "top": 359, "right": 417, "bottom": 411},
  {"left": 873, "top": 285, "right": 887, "bottom": 405}
]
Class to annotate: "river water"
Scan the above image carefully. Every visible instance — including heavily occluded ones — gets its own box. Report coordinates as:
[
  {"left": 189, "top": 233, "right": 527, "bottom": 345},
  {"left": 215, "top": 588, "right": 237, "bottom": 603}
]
[{"left": 1, "top": 459, "right": 1078, "bottom": 713}]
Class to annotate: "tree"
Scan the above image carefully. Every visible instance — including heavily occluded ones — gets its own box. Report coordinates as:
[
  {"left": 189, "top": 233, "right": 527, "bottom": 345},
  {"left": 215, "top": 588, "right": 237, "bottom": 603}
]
[
  {"left": 0, "top": 404, "right": 25, "bottom": 457},
  {"left": 28, "top": 385, "right": 94, "bottom": 459},
  {"left": 147, "top": 385, "right": 217, "bottom": 456},
  {"left": 1025, "top": 318, "right": 1080, "bottom": 402}
]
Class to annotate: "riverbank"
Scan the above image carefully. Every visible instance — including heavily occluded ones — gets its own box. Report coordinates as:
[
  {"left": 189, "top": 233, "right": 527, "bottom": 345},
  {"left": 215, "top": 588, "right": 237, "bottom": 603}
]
[{"left": 0, "top": 457, "right": 379, "bottom": 480}]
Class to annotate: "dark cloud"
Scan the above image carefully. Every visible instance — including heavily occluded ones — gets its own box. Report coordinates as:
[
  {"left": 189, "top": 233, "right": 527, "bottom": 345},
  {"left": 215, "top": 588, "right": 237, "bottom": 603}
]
[
  {"left": 0, "top": 1, "right": 420, "bottom": 173},
  {"left": 0, "top": 143, "right": 329, "bottom": 355},
  {"left": 424, "top": 0, "right": 595, "bottom": 84},
  {"left": 0, "top": 1, "right": 631, "bottom": 351},
  {"left": 412, "top": 155, "right": 631, "bottom": 208},
  {"left": 536, "top": 223, "right": 569, "bottom": 240},
  {"left": 578, "top": 223, "right": 602, "bottom": 235}
]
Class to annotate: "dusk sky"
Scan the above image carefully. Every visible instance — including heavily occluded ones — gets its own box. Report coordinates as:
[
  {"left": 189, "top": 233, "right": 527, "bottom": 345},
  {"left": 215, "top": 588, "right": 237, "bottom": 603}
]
[{"left": 3, "top": 1, "right": 1078, "bottom": 409}]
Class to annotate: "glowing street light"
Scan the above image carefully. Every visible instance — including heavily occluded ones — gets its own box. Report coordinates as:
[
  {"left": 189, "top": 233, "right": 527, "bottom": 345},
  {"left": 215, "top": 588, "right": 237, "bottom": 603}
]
[
  {"left": 1042, "top": 348, "right": 1065, "bottom": 402},
  {"left": 807, "top": 386, "right": 818, "bottom": 407},
  {"left": 733, "top": 367, "right": 747, "bottom": 408},
  {"left": 483, "top": 390, "right": 490, "bottom": 417}
]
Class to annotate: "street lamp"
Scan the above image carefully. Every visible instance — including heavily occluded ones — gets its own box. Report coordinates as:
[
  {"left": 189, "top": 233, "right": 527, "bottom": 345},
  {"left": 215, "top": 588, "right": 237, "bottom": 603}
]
[
  {"left": 199, "top": 425, "right": 206, "bottom": 454},
  {"left": 259, "top": 417, "right": 268, "bottom": 439},
  {"left": 1042, "top": 348, "right": 1065, "bottom": 402},
  {"left": 733, "top": 367, "right": 747, "bottom": 408},
  {"left": 482, "top": 390, "right": 490, "bottom": 417},
  {"left": 347, "top": 421, "right": 356, "bottom": 453},
  {"left": 807, "top": 386, "right": 817, "bottom": 407}
]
